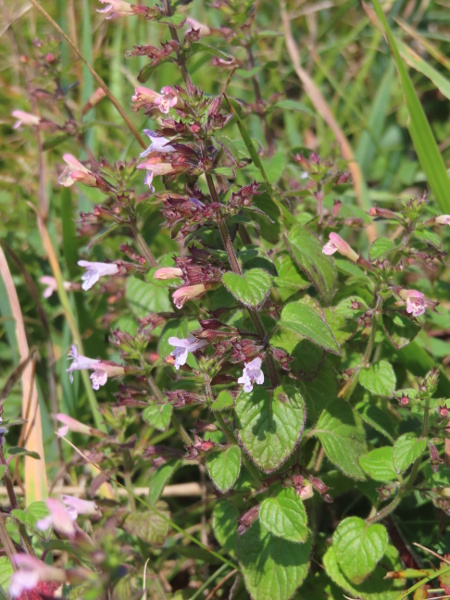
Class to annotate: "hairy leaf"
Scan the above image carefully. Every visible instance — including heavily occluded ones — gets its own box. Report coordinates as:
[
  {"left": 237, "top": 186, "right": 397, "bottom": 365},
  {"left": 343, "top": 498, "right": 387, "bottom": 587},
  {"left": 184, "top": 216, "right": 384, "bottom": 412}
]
[
  {"left": 206, "top": 445, "right": 241, "bottom": 492},
  {"left": 359, "top": 361, "right": 396, "bottom": 398},
  {"left": 222, "top": 269, "right": 272, "bottom": 310},
  {"left": 280, "top": 301, "right": 341, "bottom": 355},
  {"left": 393, "top": 433, "right": 427, "bottom": 474},
  {"left": 259, "top": 486, "right": 308, "bottom": 543}
]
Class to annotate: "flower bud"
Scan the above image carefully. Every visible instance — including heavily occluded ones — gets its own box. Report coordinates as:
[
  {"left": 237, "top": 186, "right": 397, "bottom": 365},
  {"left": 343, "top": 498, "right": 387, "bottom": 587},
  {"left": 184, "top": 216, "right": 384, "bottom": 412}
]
[
  {"left": 154, "top": 267, "right": 183, "bottom": 280},
  {"left": 12, "top": 110, "right": 41, "bottom": 129},
  {"left": 172, "top": 284, "right": 206, "bottom": 309}
]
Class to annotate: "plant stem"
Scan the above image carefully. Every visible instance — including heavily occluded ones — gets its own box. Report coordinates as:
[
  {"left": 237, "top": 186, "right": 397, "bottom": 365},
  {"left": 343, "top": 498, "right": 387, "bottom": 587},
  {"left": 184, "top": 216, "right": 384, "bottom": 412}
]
[
  {"left": 245, "top": 43, "right": 274, "bottom": 155},
  {"left": 131, "top": 223, "right": 157, "bottom": 267},
  {"left": 162, "top": 0, "right": 193, "bottom": 92}
]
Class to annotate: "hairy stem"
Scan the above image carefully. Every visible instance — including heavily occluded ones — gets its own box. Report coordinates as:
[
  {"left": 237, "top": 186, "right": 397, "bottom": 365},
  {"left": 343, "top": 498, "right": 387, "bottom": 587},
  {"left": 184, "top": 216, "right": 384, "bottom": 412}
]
[{"left": 131, "top": 223, "right": 158, "bottom": 267}]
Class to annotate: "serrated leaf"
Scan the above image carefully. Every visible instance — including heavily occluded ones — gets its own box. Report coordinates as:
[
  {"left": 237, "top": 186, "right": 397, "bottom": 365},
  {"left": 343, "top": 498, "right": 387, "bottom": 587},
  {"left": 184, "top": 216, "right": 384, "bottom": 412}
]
[
  {"left": 123, "top": 501, "right": 169, "bottom": 544},
  {"left": 235, "top": 385, "right": 306, "bottom": 473},
  {"left": 238, "top": 521, "right": 311, "bottom": 600},
  {"left": 211, "top": 390, "right": 234, "bottom": 411},
  {"left": 259, "top": 486, "right": 308, "bottom": 543},
  {"left": 274, "top": 253, "right": 310, "bottom": 292},
  {"left": 222, "top": 269, "right": 272, "bottom": 310},
  {"left": 213, "top": 501, "right": 239, "bottom": 556},
  {"left": 126, "top": 276, "right": 171, "bottom": 318},
  {"left": 148, "top": 459, "right": 181, "bottom": 506},
  {"left": 369, "top": 237, "right": 395, "bottom": 260},
  {"left": 359, "top": 361, "right": 396, "bottom": 398},
  {"left": 280, "top": 302, "right": 341, "bottom": 355},
  {"left": 334, "top": 517, "right": 388, "bottom": 584},
  {"left": 299, "top": 359, "right": 337, "bottom": 426},
  {"left": 383, "top": 313, "right": 421, "bottom": 349},
  {"left": 206, "top": 446, "right": 241, "bottom": 493},
  {"left": 0, "top": 557, "right": 13, "bottom": 594},
  {"left": 323, "top": 545, "right": 404, "bottom": 600},
  {"left": 393, "top": 433, "right": 427, "bottom": 474},
  {"left": 284, "top": 226, "right": 337, "bottom": 304},
  {"left": 142, "top": 402, "right": 172, "bottom": 432},
  {"left": 359, "top": 447, "right": 398, "bottom": 482},
  {"left": 314, "top": 400, "right": 367, "bottom": 480}
]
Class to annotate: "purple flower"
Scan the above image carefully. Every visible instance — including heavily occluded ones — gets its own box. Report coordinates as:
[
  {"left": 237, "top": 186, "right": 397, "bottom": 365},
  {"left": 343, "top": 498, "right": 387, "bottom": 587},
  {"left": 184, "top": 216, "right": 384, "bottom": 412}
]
[
  {"left": 140, "top": 130, "right": 175, "bottom": 157},
  {"left": 66, "top": 345, "right": 125, "bottom": 390},
  {"left": 78, "top": 260, "right": 119, "bottom": 290},
  {"left": 168, "top": 337, "right": 208, "bottom": 370},
  {"left": 238, "top": 357, "right": 264, "bottom": 393}
]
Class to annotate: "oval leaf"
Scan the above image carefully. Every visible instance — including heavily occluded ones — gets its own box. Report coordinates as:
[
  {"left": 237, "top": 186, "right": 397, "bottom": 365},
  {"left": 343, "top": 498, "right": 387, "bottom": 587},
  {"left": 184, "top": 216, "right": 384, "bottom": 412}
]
[
  {"left": 314, "top": 400, "right": 367, "bottom": 480},
  {"left": 206, "top": 446, "right": 241, "bottom": 493},
  {"left": 259, "top": 486, "right": 308, "bottom": 543},
  {"left": 393, "top": 433, "right": 427, "bottom": 474},
  {"left": 142, "top": 403, "right": 173, "bottom": 432},
  {"left": 235, "top": 385, "right": 306, "bottom": 473},
  {"left": 359, "top": 360, "right": 396, "bottom": 398},
  {"left": 369, "top": 237, "right": 395, "bottom": 260},
  {"left": 280, "top": 301, "right": 341, "bottom": 355},
  {"left": 238, "top": 521, "right": 311, "bottom": 600},
  {"left": 359, "top": 447, "right": 398, "bottom": 482},
  {"left": 284, "top": 225, "right": 337, "bottom": 304},
  {"left": 334, "top": 517, "right": 388, "bottom": 584},
  {"left": 222, "top": 268, "right": 272, "bottom": 310}
]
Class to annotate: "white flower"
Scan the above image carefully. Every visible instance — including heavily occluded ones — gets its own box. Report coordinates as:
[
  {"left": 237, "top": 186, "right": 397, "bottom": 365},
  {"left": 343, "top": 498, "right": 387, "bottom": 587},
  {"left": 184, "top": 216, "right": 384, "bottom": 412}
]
[
  {"left": 66, "top": 345, "right": 125, "bottom": 390},
  {"left": 78, "top": 260, "right": 119, "bottom": 290},
  {"left": 238, "top": 357, "right": 264, "bottom": 393},
  {"left": 140, "top": 129, "right": 175, "bottom": 157},
  {"left": 168, "top": 336, "right": 208, "bottom": 370},
  {"left": 61, "top": 495, "right": 100, "bottom": 519},
  {"left": 435, "top": 214, "right": 450, "bottom": 226},
  {"left": 97, "top": 0, "right": 134, "bottom": 19}
]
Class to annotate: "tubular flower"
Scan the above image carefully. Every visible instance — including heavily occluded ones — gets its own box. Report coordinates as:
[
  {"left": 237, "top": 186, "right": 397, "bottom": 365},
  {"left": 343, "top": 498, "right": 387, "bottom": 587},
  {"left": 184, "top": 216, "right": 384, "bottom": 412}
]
[
  {"left": 12, "top": 110, "right": 41, "bottom": 129},
  {"left": 36, "top": 498, "right": 76, "bottom": 537},
  {"left": 435, "top": 214, "right": 450, "bottom": 225},
  {"left": 9, "top": 555, "right": 65, "bottom": 598},
  {"left": 56, "top": 413, "right": 93, "bottom": 437},
  {"left": 140, "top": 129, "right": 176, "bottom": 157},
  {"left": 131, "top": 86, "right": 182, "bottom": 114},
  {"left": 131, "top": 86, "right": 161, "bottom": 109},
  {"left": 154, "top": 267, "right": 183, "bottom": 280},
  {"left": 78, "top": 260, "right": 119, "bottom": 290},
  {"left": 58, "top": 154, "right": 97, "bottom": 187},
  {"left": 168, "top": 337, "right": 208, "bottom": 370},
  {"left": 40, "top": 276, "right": 76, "bottom": 299},
  {"left": 399, "top": 289, "right": 426, "bottom": 317},
  {"left": 172, "top": 284, "right": 206, "bottom": 309},
  {"left": 66, "top": 345, "right": 125, "bottom": 390},
  {"left": 238, "top": 357, "right": 264, "bottom": 393},
  {"left": 60, "top": 495, "right": 100, "bottom": 520},
  {"left": 137, "top": 156, "right": 180, "bottom": 192},
  {"left": 97, "top": 0, "right": 135, "bottom": 19},
  {"left": 322, "top": 232, "right": 358, "bottom": 262}
]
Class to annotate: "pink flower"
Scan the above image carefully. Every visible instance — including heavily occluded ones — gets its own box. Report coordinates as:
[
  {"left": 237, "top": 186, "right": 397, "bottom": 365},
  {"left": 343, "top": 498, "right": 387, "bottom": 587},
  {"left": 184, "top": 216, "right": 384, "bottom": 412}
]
[
  {"left": 9, "top": 555, "right": 65, "bottom": 598},
  {"left": 186, "top": 17, "right": 211, "bottom": 37},
  {"left": 60, "top": 495, "right": 100, "bottom": 519},
  {"left": 56, "top": 413, "right": 92, "bottom": 437},
  {"left": 399, "top": 289, "right": 426, "bottom": 317},
  {"left": 140, "top": 129, "right": 176, "bottom": 157},
  {"left": 97, "top": 0, "right": 135, "bottom": 19},
  {"left": 58, "top": 154, "right": 96, "bottom": 187},
  {"left": 172, "top": 284, "right": 206, "bottom": 309},
  {"left": 11, "top": 110, "right": 41, "bottom": 130},
  {"left": 322, "top": 233, "right": 358, "bottom": 262},
  {"left": 168, "top": 336, "right": 208, "bottom": 370},
  {"left": 36, "top": 498, "right": 75, "bottom": 537},
  {"left": 137, "top": 156, "right": 179, "bottom": 192},
  {"left": 78, "top": 260, "right": 119, "bottom": 290},
  {"left": 435, "top": 214, "right": 450, "bottom": 225},
  {"left": 238, "top": 357, "right": 264, "bottom": 393},
  {"left": 132, "top": 86, "right": 161, "bottom": 108},
  {"left": 66, "top": 345, "right": 125, "bottom": 390},
  {"left": 155, "top": 86, "right": 180, "bottom": 114},
  {"left": 40, "top": 275, "right": 75, "bottom": 299},
  {"left": 154, "top": 267, "right": 183, "bottom": 280}
]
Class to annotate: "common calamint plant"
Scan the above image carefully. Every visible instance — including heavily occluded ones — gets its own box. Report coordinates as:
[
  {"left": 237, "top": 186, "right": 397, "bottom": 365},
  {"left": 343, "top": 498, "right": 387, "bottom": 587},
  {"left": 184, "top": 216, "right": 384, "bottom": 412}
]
[{"left": 4, "top": 0, "right": 450, "bottom": 599}]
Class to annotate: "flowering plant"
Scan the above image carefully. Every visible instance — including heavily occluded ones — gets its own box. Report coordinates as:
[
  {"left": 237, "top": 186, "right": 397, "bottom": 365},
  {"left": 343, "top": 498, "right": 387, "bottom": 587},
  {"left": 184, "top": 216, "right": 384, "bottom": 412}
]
[{"left": 2, "top": 0, "right": 450, "bottom": 599}]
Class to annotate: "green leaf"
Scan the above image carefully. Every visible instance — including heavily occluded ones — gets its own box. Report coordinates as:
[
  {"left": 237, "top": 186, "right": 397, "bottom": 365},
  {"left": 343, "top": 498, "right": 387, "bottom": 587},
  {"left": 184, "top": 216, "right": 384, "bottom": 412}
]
[
  {"left": 123, "top": 501, "right": 169, "bottom": 544},
  {"left": 314, "top": 400, "right": 367, "bottom": 480},
  {"left": 383, "top": 313, "right": 421, "bottom": 349},
  {"left": 359, "top": 447, "right": 398, "bottom": 482},
  {"left": 369, "top": 237, "right": 395, "bottom": 261},
  {"left": 371, "top": 0, "right": 450, "bottom": 213},
  {"left": 211, "top": 390, "right": 234, "bottom": 411},
  {"left": 235, "top": 385, "right": 306, "bottom": 473},
  {"left": 158, "top": 12, "right": 186, "bottom": 27},
  {"left": 323, "top": 545, "right": 404, "bottom": 600},
  {"left": 393, "top": 433, "right": 427, "bottom": 474},
  {"left": 142, "top": 402, "right": 172, "bottom": 432},
  {"left": 206, "top": 446, "right": 241, "bottom": 493},
  {"left": 222, "top": 269, "right": 272, "bottom": 310},
  {"left": 247, "top": 152, "right": 287, "bottom": 185},
  {"left": 238, "top": 522, "right": 311, "bottom": 600},
  {"left": 7, "top": 446, "right": 40, "bottom": 460},
  {"left": 334, "top": 517, "right": 388, "bottom": 584},
  {"left": 284, "top": 226, "right": 337, "bottom": 304},
  {"left": 274, "top": 99, "right": 315, "bottom": 116},
  {"left": 0, "top": 557, "right": 13, "bottom": 595},
  {"left": 148, "top": 459, "right": 181, "bottom": 506},
  {"left": 359, "top": 361, "right": 396, "bottom": 398},
  {"left": 299, "top": 358, "right": 337, "bottom": 426},
  {"left": 213, "top": 501, "right": 239, "bottom": 556},
  {"left": 280, "top": 302, "right": 341, "bottom": 355},
  {"left": 259, "top": 486, "right": 308, "bottom": 543},
  {"left": 126, "top": 276, "right": 171, "bottom": 318},
  {"left": 274, "top": 253, "right": 310, "bottom": 292}
]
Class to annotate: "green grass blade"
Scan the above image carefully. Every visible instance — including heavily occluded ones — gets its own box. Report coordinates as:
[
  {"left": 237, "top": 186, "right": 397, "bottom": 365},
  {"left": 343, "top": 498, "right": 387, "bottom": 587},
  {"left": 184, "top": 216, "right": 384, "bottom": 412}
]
[{"left": 371, "top": 0, "right": 450, "bottom": 213}]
